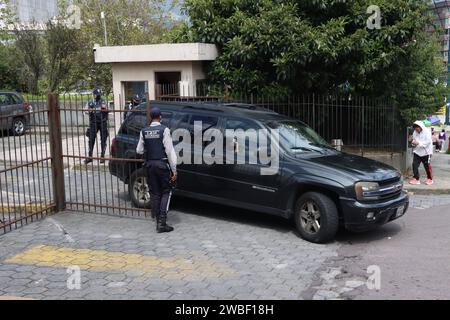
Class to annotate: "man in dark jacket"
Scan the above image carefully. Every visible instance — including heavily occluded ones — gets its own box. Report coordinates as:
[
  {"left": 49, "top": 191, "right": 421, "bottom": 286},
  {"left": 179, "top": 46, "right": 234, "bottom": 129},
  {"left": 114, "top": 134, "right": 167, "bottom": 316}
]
[{"left": 85, "top": 88, "right": 109, "bottom": 164}]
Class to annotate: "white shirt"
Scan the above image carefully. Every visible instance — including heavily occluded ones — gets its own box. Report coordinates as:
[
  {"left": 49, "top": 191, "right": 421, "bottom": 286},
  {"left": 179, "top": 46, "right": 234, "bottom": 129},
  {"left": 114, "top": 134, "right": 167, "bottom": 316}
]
[
  {"left": 412, "top": 121, "right": 433, "bottom": 157},
  {"left": 136, "top": 122, "right": 177, "bottom": 174}
]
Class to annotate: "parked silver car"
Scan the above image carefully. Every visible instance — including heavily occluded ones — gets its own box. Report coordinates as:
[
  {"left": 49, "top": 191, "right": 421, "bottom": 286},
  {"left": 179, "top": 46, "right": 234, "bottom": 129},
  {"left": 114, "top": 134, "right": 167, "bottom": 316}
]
[{"left": 0, "top": 90, "right": 32, "bottom": 136}]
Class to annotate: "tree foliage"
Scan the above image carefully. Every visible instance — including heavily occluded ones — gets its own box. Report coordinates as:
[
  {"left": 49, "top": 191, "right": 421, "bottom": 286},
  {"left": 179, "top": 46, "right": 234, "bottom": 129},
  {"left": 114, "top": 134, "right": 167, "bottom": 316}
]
[
  {"left": 175, "top": 0, "right": 448, "bottom": 123},
  {"left": 0, "top": 0, "right": 180, "bottom": 93},
  {"left": 69, "top": 0, "right": 181, "bottom": 92},
  {"left": 45, "top": 19, "right": 81, "bottom": 92},
  {"left": 14, "top": 30, "right": 46, "bottom": 94}
]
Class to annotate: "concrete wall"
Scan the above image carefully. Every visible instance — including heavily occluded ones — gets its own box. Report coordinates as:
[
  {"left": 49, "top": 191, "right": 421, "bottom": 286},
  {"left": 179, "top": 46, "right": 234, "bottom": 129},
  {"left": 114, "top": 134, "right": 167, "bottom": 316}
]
[
  {"left": 345, "top": 150, "right": 412, "bottom": 174},
  {"left": 94, "top": 43, "right": 219, "bottom": 63}
]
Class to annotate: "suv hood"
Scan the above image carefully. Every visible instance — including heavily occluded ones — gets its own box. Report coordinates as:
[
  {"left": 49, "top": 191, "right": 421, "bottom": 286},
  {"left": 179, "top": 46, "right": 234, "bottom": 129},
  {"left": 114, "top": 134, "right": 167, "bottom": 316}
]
[{"left": 307, "top": 152, "right": 400, "bottom": 182}]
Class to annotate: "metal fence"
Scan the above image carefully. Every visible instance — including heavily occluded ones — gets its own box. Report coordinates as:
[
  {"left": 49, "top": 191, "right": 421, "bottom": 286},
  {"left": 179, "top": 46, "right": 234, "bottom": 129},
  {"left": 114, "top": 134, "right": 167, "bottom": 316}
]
[
  {"left": 157, "top": 84, "right": 402, "bottom": 154},
  {"left": 0, "top": 99, "right": 55, "bottom": 234},
  {"left": 0, "top": 91, "right": 403, "bottom": 234}
]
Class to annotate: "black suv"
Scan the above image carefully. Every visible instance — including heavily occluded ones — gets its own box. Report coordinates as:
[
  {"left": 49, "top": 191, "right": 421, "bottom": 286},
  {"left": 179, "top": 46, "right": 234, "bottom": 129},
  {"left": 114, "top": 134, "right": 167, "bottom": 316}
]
[
  {"left": 0, "top": 90, "right": 32, "bottom": 136},
  {"left": 110, "top": 101, "right": 409, "bottom": 243}
]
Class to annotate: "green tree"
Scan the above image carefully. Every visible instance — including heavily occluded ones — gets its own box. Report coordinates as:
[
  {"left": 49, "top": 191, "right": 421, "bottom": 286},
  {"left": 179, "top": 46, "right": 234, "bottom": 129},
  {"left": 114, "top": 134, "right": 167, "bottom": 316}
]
[
  {"left": 69, "top": 0, "right": 181, "bottom": 92},
  {"left": 175, "top": 0, "right": 448, "bottom": 122},
  {"left": 45, "top": 19, "right": 81, "bottom": 92},
  {"left": 14, "top": 30, "right": 46, "bottom": 94}
]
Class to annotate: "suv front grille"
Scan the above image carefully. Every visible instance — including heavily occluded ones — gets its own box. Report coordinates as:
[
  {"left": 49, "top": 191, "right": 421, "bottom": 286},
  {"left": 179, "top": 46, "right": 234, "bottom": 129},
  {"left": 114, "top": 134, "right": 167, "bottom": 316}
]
[{"left": 364, "top": 177, "right": 403, "bottom": 201}]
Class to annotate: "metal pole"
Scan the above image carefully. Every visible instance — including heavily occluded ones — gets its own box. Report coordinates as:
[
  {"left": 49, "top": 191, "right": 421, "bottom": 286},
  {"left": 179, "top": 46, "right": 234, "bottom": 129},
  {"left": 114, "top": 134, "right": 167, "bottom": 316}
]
[
  {"left": 48, "top": 93, "right": 66, "bottom": 212},
  {"left": 101, "top": 12, "right": 108, "bottom": 46},
  {"left": 446, "top": 103, "right": 450, "bottom": 125},
  {"left": 361, "top": 97, "right": 365, "bottom": 157}
]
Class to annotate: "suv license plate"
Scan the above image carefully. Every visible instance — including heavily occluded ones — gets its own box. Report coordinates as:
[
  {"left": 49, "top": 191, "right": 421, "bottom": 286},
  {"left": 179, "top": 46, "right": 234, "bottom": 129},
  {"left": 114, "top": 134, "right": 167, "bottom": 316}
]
[{"left": 395, "top": 205, "right": 405, "bottom": 218}]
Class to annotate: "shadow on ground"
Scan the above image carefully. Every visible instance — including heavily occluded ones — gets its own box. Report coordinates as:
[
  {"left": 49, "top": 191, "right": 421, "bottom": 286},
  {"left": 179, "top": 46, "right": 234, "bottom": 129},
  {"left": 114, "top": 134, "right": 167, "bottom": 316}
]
[
  {"left": 335, "top": 222, "right": 402, "bottom": 245},
  {"left": 169, "top": 196, "right": 403, "bottom": 244}
]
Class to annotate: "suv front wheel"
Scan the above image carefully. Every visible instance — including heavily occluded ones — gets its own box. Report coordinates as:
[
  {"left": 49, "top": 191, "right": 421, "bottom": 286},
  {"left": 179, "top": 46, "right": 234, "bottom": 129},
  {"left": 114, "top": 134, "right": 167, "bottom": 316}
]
[
  {"left": 294, "top": 192, "right": 339, "bottom": 243},
  {"left": 129, "top": 169, "right": 151, "bottom": 209}
]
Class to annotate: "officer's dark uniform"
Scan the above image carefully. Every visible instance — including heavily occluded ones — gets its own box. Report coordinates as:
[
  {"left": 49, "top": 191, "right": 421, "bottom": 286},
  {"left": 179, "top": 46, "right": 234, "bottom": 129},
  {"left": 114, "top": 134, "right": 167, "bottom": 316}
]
[
  {"left": 139, "top": 112, "right": 175, "bottom": 233},
  {"left": 124, "top": 94, "right": 142, "bottom": 122},
  {"left": 85, "top": 89, "right": 109, "bottom": 164}
]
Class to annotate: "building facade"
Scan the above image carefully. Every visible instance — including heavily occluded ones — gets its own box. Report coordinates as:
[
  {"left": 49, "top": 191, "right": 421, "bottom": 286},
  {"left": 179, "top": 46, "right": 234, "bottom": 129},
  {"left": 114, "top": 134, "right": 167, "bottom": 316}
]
[
  {"left": 431, "top": 1, "right": 450, "bottom": 79},
  {"left": 8, "top": 0, "right": 58, "bottom": 23}
]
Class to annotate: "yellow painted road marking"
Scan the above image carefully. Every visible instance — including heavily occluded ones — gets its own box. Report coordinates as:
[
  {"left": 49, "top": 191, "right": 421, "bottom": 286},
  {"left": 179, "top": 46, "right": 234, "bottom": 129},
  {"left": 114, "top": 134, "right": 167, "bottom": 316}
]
[
  {"left": 0, "top": 296, "right": 34, "bottom": 300},
  {"left": 5, "top": 245, "right": 236, "bottom": 280}
]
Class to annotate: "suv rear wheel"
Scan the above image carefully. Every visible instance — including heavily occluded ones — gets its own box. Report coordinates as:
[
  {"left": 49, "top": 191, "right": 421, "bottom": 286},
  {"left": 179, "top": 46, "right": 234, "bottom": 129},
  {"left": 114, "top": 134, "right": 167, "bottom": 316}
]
[
  {"left": 294, "top": 192, "right": 339, "bottom": 243},
  {"left": 129, "top": 169, "right": 151, "bottom": 209},
  {"left": 11, "top": 117, "right": 26, "bottom": 136}
]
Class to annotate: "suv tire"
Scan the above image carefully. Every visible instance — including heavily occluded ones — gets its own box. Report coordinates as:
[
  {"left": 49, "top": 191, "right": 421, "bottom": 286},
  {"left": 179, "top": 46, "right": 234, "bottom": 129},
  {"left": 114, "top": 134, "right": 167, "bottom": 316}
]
[
  {"left": 129, "top": 168, "right": 151, "bottom": 209},
  {"left": 294, "top": 192, "right": 339, "bottom": 243},
  {"left": 11, "top": 117, "right": 26, "bottom": 136}
]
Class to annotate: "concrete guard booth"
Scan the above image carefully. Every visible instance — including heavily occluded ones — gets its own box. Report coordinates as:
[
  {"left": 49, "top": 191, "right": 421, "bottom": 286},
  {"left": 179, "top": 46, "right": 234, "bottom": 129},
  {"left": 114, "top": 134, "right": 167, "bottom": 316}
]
[{"left": 93, "top": 42, "right": 219, "bottom": 128}]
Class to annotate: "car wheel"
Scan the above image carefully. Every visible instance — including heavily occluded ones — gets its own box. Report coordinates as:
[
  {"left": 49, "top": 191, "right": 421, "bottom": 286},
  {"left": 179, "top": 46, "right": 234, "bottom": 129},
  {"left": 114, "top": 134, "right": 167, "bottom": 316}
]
[
  {"left": 294, "top": 192, "right": 339, "bottom": 244},
  {"left": 11, "top": 117, "right": 26, "bottom": 136},
  {"left": 129, "top": 169, "right": 151, "bottom": 209}
]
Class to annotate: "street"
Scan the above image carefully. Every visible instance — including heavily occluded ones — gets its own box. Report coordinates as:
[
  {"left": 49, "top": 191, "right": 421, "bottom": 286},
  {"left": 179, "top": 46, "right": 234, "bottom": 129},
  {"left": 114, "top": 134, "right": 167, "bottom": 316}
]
[{"left": 0, "top": 194, "right": 449, "bottom": 300}]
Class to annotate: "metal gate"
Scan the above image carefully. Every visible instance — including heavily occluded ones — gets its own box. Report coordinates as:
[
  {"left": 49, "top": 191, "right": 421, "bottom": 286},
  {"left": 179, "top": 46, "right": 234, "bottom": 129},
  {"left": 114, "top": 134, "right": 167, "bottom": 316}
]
[
  {"left": 0, "top": 95, "right": 55, "bottom": 234},
  {"left": 1, "top": 92, "right": 403, "bottom": 235},
  {"left": 57, "top": 94, "right": 151, "bottom": 218}
]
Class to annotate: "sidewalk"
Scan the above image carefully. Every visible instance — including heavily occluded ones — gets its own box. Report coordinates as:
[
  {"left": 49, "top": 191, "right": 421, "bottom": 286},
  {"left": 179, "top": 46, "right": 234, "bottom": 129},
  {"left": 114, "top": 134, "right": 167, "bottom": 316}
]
[
  {"left": 0, "top": 207, "right": 337, "bottom": 300},
  {"left": 404, "top": 149, "right": 450, "bottom": 195}
]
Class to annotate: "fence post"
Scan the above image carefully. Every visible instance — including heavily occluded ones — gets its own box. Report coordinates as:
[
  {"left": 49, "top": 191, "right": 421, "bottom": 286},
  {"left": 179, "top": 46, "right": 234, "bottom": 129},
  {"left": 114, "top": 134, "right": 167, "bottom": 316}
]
[
  {"left": 312, "top": 93, "right": 316, "bottom": 129},
  {"left": 146, "top": 92, "right": 151, "bottom": 125},
  {"left": 48, "top": 93, "right": 66, "bottom": 212},
  {"left": 391, "top": 101, "right": 395, "bottom": 155},
  {"left": 361, "top": 97, "right": 365, "bottom": 157}
]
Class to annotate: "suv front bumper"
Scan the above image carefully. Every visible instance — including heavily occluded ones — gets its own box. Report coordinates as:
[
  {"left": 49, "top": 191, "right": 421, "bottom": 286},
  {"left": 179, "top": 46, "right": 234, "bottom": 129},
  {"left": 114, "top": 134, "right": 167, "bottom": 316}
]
[{"left": 340, "top": 191, "right": 409, "bottom": 232}]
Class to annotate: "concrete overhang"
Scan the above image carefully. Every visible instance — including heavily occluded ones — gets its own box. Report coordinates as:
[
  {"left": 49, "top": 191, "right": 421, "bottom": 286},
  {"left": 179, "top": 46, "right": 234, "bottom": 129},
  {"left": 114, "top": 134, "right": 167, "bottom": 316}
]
[{"left": 94, "top": 43, "right": 219, "bottom": 63}]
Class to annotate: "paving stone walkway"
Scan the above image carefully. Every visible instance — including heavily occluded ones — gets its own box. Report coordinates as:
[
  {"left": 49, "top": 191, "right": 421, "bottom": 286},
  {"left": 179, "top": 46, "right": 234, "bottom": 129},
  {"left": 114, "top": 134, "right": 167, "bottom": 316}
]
[{"left": 0, "top": 206, "right": 338, "bottom": 300}]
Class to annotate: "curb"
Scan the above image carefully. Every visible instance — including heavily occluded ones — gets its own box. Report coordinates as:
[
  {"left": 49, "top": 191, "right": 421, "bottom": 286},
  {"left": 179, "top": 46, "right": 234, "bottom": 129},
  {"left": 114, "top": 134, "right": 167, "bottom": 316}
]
[{"left": 406, "top": 189, "right": 450, "bottom": 196}]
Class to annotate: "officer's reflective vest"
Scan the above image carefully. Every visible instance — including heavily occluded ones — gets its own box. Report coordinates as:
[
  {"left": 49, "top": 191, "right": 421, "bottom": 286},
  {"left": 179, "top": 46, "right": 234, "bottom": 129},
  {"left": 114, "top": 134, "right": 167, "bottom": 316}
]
[
  {"left": 88, "top": 99, "right": 109, "bottom": 122},
  {"left": 142, "top": 125, "right": 168, "bottom": 161}
]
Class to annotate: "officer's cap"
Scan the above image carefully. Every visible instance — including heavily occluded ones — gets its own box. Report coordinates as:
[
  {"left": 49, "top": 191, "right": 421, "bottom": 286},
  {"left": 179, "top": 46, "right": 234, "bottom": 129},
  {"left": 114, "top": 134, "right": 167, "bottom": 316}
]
[
  {"left": 93, "top": 88, "right": 102, "bottom": 96},
  {"left": 150, "top": 107, "right": 162, "bottom": 119}
]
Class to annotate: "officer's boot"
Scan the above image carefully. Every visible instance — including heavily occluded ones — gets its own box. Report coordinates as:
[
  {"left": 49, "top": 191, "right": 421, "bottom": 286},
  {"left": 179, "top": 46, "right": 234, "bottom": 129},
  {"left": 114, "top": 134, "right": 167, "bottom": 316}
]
[
  {"left": 157, "top": 211, "right": 174, "bottom": 233},
  {"left": 99, "top": 142, "right": 107, "bottom": 164},
  {"left": 84, "top": 152, "right": 93, "bottom": 165},
  {"left": 100, "top": 151, "right": 106, "bottom": 164}
]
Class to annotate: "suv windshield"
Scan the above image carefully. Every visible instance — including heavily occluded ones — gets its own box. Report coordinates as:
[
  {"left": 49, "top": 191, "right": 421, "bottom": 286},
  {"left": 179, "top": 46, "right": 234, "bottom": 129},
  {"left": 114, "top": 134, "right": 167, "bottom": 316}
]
[{"left": 266, "top": 120, "right": 335, "bottom": 155}]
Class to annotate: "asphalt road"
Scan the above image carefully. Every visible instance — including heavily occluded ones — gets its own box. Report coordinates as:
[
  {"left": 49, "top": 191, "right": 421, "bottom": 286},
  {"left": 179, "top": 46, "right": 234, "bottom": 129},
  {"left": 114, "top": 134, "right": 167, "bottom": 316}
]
[{"left": 305, "top": 196, "right": 450, "bottom": 300}]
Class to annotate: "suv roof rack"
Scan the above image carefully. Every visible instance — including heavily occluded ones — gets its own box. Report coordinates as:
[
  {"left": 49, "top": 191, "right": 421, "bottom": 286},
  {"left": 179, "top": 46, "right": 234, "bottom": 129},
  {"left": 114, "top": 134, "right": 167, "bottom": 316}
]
[
  {"left": 223, "top": 103, "right": 257, "bottom": 110},
  {"left": 182, "top": 105, "right": 224, "bottom": 112}
]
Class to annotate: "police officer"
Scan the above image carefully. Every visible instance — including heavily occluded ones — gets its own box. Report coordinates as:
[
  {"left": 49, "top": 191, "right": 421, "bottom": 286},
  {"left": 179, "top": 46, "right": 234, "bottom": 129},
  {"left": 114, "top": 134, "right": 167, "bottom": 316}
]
[
  {"left": 84, "top": 88, "right": 109, "bottom": 164},
  {"left": 124, "top": 94, "right": 142, "bottom": 122},
  {"left": 136, "top": 107, "right": 177, "bottom": 233}
]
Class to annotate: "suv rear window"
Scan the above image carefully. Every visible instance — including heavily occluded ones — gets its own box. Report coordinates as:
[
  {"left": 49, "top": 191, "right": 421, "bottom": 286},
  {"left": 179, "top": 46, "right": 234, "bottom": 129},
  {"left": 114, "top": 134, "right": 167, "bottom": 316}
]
[{"left": 122, "top": 111, "right": 173, "bottom": 136}]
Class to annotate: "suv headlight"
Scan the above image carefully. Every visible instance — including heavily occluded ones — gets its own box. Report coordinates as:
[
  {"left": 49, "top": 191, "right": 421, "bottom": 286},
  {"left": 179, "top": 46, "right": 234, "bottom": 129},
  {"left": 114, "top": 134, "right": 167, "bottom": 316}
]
[{"left": 355, "top": 181, "right": 380, "bottom": 200}]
